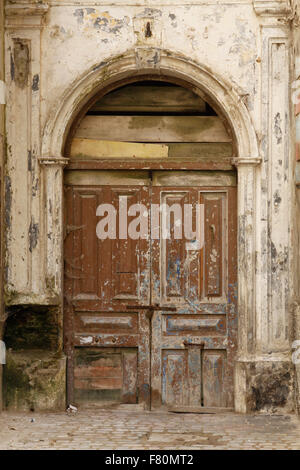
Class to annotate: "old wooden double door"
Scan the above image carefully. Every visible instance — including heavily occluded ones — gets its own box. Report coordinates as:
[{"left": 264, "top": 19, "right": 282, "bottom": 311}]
[{"left": 64, "top": 170, "right": 237, "bottom": 409}]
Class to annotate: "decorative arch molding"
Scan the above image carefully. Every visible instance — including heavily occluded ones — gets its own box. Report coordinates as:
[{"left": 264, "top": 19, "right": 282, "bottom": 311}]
[
  {"left": 41, "top": 48, "right": 260, "bottom": 163},
  {"left": 40, "top": 48, "right": 261, "bottom": 412}
]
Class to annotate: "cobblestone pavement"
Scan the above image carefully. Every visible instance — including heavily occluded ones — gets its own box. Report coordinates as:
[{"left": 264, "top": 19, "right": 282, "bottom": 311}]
[{"left": 0, "top": 406, "right": 299, "bottom": 450}]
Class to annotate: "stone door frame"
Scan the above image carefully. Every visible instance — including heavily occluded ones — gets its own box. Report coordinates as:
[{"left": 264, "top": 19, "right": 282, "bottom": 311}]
[{"left": 40, "top": 49, "right": 265, "bottom": 412}]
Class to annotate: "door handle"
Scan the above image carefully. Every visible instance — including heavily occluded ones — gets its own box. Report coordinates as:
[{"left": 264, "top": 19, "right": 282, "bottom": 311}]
[{"left": 126, "top": 304, "right": 176, "bottom": 322}]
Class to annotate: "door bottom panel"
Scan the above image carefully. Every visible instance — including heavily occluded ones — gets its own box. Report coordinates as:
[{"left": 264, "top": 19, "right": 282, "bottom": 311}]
[{"left": 74, "top": 347, "right": 138, "bottom": 405}]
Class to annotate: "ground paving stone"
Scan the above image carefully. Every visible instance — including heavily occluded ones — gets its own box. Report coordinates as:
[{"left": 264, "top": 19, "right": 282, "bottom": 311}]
[{"left": 0, "top": 408, "right": 299, "bottom": 450}]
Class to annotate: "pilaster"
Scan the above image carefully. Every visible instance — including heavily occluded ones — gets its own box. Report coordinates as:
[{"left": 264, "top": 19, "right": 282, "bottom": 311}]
[{"left": 5, "top": 2, "right": 50, "bottom": 304}]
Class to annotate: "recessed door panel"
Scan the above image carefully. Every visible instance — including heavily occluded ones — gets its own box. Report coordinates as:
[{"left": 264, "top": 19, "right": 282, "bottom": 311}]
[
  {"left": 64, "top": 171, "right": 151, "bottom": 407},
  {"left": 150, "top": 173, "right": 237, "bottom": 410},
  {"left": 64, "top": 170, "right": 237, "bottom": 409}
]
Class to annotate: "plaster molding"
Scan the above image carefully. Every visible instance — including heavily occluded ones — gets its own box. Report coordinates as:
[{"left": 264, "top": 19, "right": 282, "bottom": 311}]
[
  {"left": 253, "top": 0, "right": 293, "bottom": 17},
  {"left": 135, "top": 47, "right": 162, "bottom": 68},
  {"left": 5, "top": 1, "right": 49, "bottom": 28},
  {"left": 232, "top": 157, "right": 262, "bottom": 166},
  {"left": 38, "top": 157, "right": 69, "bottom": 167},
  {"left": 5, "top": 1, "right": 49, "bottom": 16}
]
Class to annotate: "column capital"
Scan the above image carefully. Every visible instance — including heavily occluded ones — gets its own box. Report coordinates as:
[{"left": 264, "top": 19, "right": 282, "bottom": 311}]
[
  {"left": 5, "top": 2, "right": 49, "bottom": 29},
  {"left": 253, "top": 0, "right": 293, "bottom": 18}
]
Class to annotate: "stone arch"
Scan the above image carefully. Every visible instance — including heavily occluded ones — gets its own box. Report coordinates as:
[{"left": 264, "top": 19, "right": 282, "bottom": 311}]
[
  {"left": 41, "top": 48, "right": 259, "bottom": 161},
  {"left": 41, "top": 49, "right": 260, "bottom": 412}
]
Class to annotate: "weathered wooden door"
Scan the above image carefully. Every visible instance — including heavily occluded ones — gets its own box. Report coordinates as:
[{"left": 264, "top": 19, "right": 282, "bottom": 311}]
[
  {"left": 64, "top": 169, "right": 237, "bottom": 409},
  {"left": 150, "top": 171, "right": 237, "bottom": 410},
  {"left": 64, "top": 171, "right": 152, "bottom": 407}
]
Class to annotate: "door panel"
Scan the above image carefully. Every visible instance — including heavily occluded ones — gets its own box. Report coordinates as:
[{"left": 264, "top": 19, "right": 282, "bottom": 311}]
[
  {"left": 74, "top": 347, "right": 138, "bottom": 404},
  {"left": 162, "top": 349, "right": 189, "bottom": 406},
  {"left": 64, "top": 171, "right": 151, "bottom": 406},
  {"left": 202, "top": 350, "right": 226, "bottom": 408},
  {"left": 64, "top": 170, "right": 237, "bottom": 409},
  {"left": 151, "top": 173, "right": 237, "bottom": 409}
]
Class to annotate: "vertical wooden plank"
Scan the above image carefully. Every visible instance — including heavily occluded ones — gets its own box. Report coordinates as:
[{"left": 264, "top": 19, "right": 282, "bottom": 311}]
[
  {"left": 137, "top": 307, "right": 151, "bottom": 410},
  {"left": 64, "top": 184, "right": 76, "bottom": 404},
  {"left": 98, "top": 185, "right": 111, "bottom": 307},
  {"left": 164, "top": 194, "right": 185, "bottom": 298},
  {"left": 187, "top": 189, "right": 202, "bottom": 304},
  {"left": 202, "top": 350, "right": 226, "bottom": 408},
  {"left": 111, "top": 189, "right": 140, "bottom": 300},
  {"left": 202, "top": 192, "right": 225, "bottom": 298},
  {"left": 80, "top": 193, "right": 98, "bottom": 295},
  {"left": 162, "top": 350, "right": 188, "bottom": 406},
  {"left": 122, "top": 350, "right": 138, "bottom": 404},
  {"left": 160, "top": 191, "right": 190, "bottom": 301},
  {"left": 187, "top": 346, "right": 202, "bottom": 406}
]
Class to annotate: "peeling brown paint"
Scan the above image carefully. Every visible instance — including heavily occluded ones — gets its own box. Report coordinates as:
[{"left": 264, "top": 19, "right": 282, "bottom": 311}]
[{"left": 13, "top": 40, "right": 29, "bottom": 89}]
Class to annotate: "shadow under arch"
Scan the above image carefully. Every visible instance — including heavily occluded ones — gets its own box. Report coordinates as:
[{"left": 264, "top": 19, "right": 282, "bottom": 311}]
[{"left": 41, "top": 48, "right": 259, "bottom": 161}]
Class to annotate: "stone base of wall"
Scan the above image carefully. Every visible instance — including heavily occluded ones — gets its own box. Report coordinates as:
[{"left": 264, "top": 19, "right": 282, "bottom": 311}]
[
  {"left": 3, "top": 350, "right": 66, "bottom": 411},
  {"left": 235, "top": 360, "right": 295, "bottom": 414}
]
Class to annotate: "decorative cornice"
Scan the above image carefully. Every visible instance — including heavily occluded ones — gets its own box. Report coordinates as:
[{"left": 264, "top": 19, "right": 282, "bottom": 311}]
[
  {"left": 253, "top": 0, "right": 293, "bottom": 18},
  {"left": 39, "top": 157, "right": 69, "bottom": 166},
  {"left": 5, "top": 2, "right": 49, "bottom": 29},
  {"left": 232, "top": 157, "right": 262, "bottom": 166},
  {"left": 6, "top": 2, "right": 49, "bottom": 16}
]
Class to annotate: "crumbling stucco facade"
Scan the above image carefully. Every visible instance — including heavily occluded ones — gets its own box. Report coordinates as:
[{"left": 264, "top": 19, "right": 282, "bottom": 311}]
[{"left": 1, "top": 0, "right": 300, "bottom": 414}]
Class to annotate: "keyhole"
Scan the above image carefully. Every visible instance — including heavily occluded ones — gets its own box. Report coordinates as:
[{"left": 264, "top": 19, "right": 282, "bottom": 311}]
[{"left": 145, "top": 22, "right": 152, "bottom": 38}]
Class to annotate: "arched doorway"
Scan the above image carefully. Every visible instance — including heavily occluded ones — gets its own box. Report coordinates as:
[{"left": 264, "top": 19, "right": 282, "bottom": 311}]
[
  {"left": 63, "top": 77, "right": 237, "bottom": 411},
  {"left": 41, "top": 50, "right": 260, "bottom": 412}
]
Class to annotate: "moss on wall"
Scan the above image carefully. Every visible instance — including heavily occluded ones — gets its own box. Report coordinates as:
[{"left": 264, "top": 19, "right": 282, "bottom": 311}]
[
  {"left": 4, "top": 350, "right": 66, "bottom": 411},
  {"left": 2, "top": 305, "right": 64, "bottom": 411}
]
